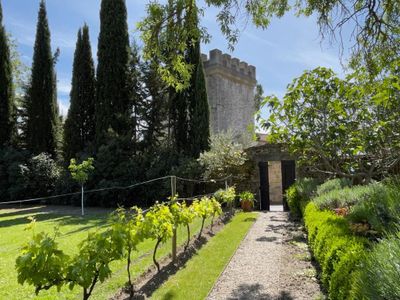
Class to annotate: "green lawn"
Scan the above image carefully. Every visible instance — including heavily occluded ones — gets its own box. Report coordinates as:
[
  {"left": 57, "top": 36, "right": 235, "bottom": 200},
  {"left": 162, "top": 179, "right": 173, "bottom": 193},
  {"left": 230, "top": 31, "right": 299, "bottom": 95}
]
[
  {"left": 150, "top": 212, "right": 258, "bottom": 300},
  {"left": 0, "top": 205, "right": 213, "bottom": 300}
]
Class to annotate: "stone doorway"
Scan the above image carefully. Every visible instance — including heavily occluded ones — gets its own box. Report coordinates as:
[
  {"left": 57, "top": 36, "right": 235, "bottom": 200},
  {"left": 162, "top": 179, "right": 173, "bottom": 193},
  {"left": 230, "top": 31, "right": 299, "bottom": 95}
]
[{"left": 247, "top": 143, "right": 296, "bottom": 212}]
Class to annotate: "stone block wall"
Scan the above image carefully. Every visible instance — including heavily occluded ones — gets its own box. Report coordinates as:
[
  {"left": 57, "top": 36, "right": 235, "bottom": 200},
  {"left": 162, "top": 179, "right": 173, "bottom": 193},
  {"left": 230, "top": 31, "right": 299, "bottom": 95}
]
[{"left": 202, "top": 49, "right": 257, "bottom": 138}]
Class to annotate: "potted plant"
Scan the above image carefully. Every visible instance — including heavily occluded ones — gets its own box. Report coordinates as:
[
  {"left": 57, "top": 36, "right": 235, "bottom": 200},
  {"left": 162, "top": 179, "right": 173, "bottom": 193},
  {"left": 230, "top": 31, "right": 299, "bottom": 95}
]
[{"left": 239, "top": 191, "right": 255, "bottom": 212}]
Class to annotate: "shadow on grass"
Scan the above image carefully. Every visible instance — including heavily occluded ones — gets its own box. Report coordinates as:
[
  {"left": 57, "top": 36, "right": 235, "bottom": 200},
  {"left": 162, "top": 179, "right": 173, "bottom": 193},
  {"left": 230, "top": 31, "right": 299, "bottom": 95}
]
[
  {"left": 127, "top": 236, "right": 209, "bottom": 300},
  {"left": 227, "top": 283, "right": 294, "bottom": 300}
]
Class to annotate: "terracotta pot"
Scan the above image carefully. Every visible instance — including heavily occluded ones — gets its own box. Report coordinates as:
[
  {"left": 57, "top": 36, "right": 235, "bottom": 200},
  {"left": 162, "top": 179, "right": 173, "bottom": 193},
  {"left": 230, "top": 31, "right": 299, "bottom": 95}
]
[{"left": 241, "top": 200, "right": 253, "bottom": 212}]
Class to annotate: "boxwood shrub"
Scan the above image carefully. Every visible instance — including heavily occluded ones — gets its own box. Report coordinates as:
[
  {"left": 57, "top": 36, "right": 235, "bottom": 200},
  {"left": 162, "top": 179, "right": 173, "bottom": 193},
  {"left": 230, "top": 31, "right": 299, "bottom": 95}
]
[
  {"left": 286, "top": 177, "right": 319, "bottom": 218},
  {"left": 303, "top": 202, "right": 369, "bottom": 300}
]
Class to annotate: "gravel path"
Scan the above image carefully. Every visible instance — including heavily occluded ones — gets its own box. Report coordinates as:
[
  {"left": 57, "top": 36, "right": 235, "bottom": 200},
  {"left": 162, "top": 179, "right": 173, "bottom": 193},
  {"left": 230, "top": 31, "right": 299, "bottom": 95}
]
[{"left": 207, "top": 212, "right": 323, "bottom": 300}]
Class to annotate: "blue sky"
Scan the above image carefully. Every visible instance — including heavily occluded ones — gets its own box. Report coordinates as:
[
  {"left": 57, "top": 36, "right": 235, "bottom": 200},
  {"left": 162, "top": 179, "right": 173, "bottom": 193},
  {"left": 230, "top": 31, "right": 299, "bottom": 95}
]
[{"left": 2, "top": 0, "right": 350, "bottom": 117}]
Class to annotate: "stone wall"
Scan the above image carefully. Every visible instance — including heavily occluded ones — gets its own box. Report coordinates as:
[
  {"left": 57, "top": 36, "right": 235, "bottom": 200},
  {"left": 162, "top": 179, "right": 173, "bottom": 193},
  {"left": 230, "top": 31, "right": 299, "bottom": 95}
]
[{"left": 202, "top": 49, "right": 257, "bottom": 138}]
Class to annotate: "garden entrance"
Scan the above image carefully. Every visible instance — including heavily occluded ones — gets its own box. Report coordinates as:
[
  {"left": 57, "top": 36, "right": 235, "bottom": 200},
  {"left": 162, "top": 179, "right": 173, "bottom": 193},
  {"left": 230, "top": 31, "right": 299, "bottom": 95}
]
[{"left": 246, "top": 143, "right": 296, "bottom": 211}]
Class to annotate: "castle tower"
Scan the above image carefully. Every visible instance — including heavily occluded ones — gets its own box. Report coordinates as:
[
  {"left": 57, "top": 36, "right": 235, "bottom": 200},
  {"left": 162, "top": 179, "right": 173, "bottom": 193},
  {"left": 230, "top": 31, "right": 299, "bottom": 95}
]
[{"left": 202, "top": 49, "right": 257, "bottom": 138}]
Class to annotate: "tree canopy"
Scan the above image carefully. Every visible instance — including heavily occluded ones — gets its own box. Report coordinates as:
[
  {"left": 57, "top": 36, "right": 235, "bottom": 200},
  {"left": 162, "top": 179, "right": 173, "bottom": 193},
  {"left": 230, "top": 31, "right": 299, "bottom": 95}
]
[
  {"left": 139, "top": 0, "right": 400, "bottom": 88},
  {"left": 262, "top": 63, "right": 400, "bottom": 182}
]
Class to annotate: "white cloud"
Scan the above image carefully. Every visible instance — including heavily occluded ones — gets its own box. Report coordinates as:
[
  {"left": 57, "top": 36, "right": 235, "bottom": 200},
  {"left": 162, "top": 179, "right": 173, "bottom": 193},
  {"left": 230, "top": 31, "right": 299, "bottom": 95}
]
[
  {"left": 58, "top": 100, "right": 69, "bottom": 117},
  {"left": 57, "top": 79, "right": 71, "bottom": 95}
]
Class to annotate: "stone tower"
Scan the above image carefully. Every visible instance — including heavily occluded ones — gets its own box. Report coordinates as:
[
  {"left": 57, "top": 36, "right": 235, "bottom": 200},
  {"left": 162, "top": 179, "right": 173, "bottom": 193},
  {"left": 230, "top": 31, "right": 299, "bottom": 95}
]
[{"left": 202, "top": 49, "right": 257, "bottom": 138}]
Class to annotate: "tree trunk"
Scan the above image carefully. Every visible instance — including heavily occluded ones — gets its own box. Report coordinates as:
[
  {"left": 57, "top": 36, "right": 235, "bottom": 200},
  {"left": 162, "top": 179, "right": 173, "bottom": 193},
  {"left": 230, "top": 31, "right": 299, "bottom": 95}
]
[
  {"left": 153, "top": 239, "right": 162, "bottom": 272},
  {"left": 185, "top": 224, "right": 190, "bottom": 250},
  {"left": 198, "top": 217, "right": 205, "bottom": 239}
]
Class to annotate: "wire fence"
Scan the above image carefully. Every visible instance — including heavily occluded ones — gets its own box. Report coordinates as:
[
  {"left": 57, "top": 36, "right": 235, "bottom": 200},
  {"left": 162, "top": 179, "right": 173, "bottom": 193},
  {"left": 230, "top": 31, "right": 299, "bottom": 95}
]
[{"left": 0, "top": 175, "right": 232, "bottom": 210}]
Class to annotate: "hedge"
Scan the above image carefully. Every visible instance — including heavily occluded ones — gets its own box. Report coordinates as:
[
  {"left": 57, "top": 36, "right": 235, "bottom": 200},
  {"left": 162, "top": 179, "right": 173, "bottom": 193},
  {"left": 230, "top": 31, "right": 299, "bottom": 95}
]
[{"left": 303, "top": 203, "right": 369, "bottom": 300}]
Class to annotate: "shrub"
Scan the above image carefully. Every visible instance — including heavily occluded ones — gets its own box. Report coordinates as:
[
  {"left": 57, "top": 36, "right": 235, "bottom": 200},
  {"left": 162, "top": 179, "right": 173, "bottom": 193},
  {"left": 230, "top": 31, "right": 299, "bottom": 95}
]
[
  {"left": 312, "top": 184, "right": 375, "bottom": 210},
  {"left": 303, "top": 203, "right": 368, "bottom": 300},
  {"left": 347, "top": 183, "right": 400, "bottom": 235},
  {"left": 316, "top": 178, "right": 352, "bottom": 196},
  {"left": 214, "top": 186, "right": 236, "bottom": 204},
  {"left": 351, "top": 231, "right": 400, "bottom": 299},
  {"left": 286, "top": 177, "right": 319, "bottom": 218}
]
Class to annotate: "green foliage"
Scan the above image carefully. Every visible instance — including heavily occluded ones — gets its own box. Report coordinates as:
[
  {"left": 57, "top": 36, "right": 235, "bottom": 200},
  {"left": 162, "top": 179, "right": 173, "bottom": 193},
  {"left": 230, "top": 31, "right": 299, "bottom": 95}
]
[
  {"left": 187, "top": 40, "right": 210, "bottom": 158},
  {"left": 63, "top": 25, "right": 96, "bottom": 163},
  {"left": 316, "top": 178, "right": 352, "bottom": 196},
  {"left": 139, "top": 0, "right": 399, "bottom": 89},
  {"left": 0, "top": 0, "right": 15, "bottom": 146},
  {"left": 68, "top": 157, "right": 94, "bottom": 185},
  {"left": 239, "top": 191, "right": 255, "bottom": 203},
  {"left": 263, "top": 66, "right": 400, "bottom": 182},
  {"left": 351, "top": 231, "right": 400, "bottom": 299},
  {"left": 303, "top": 202, "right": 368, "bottom": 300},
  {"left": 214, "top": 186, "right": 236, "bottom": 204},
  {"left": 143, "top": 202, "right": 174, "bottom": 271},
  {"left": 27, "top": 153, "right": 62, "bottom": 197},
  {"left": 286, "top": 177, "right": 319, "bottom": 218},
  {"left": 15, "top": 218, "right": 68, "bottom": 295},
  {"left": 26, "top": 0, "right": 59, "bottom": 156},
  {"left": 347, "top": 183, "right": 400, "bottom": 235},
  {"left": 312, "top": 184, "right": 377, "bottom": 211},
  {"left": 96, "top": 0, "right": 130, "bottom": 147},
  {"left": 199, "top": 131, "right": 248, "bottom": 179}
]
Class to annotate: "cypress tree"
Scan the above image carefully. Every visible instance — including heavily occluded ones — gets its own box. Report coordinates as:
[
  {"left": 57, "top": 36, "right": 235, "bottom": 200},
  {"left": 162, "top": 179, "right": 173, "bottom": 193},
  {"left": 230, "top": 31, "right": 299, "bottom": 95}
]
[
  {"left": 26, "top": 0, "right": 59, "bottom": 156},
  {"left": 0, "top": 0, "right": 15, "bottom": 146},
  {"left": 96, "top": 0, "right": 130, "bottom": 147},
  {"left": 63, "top": 25, "right": 96, "bottom": 162},
  {"left": 188, "top": 40, "right": 210, "bottom": 157}
]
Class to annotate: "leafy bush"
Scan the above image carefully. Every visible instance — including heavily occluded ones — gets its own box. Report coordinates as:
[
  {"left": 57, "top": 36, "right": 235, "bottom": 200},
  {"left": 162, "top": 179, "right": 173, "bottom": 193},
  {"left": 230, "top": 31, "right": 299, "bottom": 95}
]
[
  {"left": 316, "top": 178, "right": 352, "bottom": 196},
  {"left": 347, "top": 183, "right": 400, "bottom": 235},
  {"left": 198, "top": 131, "right": 249, "bottom": 180},
  {"left": 303, "top": 202, "right": 368, "bottom": 300},
  {"left": 16, "top": 217, "right": 125, "bottom": 300},
  {"left": 351, "top": 231, "right": 400, "bottom": 299},
  {"left": 312, "top": 184, "right": 376, "bottom": 210},
  {"left": 286, "top": 177, "right": 319, "bottom": 218},
  {"left": 192, "top": 197, "right": 214, "bottom": 238},
  {"left": 214, "top": 186, "right": 236, "bottom": 204},
  {"left": 170, "top": 201, "right": 196, "bottom": 250},
  {"left": 142, "top": 203, "right": 174, "bottom": 272}
]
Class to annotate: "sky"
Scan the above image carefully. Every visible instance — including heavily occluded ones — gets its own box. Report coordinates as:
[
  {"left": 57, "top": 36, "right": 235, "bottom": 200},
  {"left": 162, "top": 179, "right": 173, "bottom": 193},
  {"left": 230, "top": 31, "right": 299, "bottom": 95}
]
[{"left": 2, "top": 0, "right": 351, "bottom": 118}]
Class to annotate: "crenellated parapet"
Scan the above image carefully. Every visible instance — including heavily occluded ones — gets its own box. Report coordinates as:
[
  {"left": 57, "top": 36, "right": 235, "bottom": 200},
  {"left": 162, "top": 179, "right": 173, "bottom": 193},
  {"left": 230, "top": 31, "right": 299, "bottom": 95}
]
[
  {"left": 202, "top": 49, "right": 257, "bottom": 138},
  {"left": 202, "top": 49, "right": 256, "bottom": 86}
]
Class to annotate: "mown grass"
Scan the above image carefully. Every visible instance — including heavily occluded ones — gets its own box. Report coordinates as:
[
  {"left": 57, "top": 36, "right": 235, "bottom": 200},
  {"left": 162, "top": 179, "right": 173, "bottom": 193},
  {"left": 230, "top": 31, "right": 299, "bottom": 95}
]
[
  {"left": 0, "top": 205, "right": 212, "bottom": 300},
  {"left": 150, "top": 212, "right": 258, "bottom": 300}
]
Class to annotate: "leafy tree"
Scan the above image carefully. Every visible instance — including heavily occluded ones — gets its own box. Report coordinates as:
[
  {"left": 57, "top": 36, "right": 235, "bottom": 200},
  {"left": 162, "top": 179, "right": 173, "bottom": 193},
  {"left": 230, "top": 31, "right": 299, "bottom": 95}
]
[
  {"left": 63, "top": 25, "right": 96, "bottom": 163},
  {"left": 139, "top": 0, "right": 400, "bottom": 88},
  {"left": 169, "top": 87, "right": 189, "bottom": 153},
  {"left": 198, "top": 131, "right": 249, "bottom": 179},
  {"left": 0, "top": 0, "right": 15, "bottom": 146},
  {"left": 263, "top": 65, "right": 400, "bottom": 182},
  {"left": 96, "top": 0, "right": 130, "bottom": 147},
  {"left": 69, "top": 157, "right": 94, "bottom": 215},
  {"left": 140, "top": 60, "right": 169, "bottom": 150},
  {"left": 187, "top": 40, "right": 210, "bottom": 158},
  {"left": 26, "top": 0, "right": 59, "bottom": 156}
]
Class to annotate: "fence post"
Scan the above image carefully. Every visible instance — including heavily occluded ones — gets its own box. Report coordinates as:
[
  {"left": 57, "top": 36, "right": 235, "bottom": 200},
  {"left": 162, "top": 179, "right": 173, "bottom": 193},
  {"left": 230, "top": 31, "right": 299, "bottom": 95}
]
[
  {"left": 81, "top": 185, "right": 84, "bottom": 216},
  {"left": 171, "top": 176, "right": 177, "bottom": 262}
]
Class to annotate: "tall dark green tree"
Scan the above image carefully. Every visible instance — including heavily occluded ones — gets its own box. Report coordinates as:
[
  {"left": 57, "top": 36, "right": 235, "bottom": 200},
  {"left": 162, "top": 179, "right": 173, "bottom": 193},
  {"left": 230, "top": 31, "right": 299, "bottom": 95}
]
[
  {"left": 188, "top": 41, "right": 210, "bottom": 157},
  {"left": 169, "top": 87, "right": 189, "bottom": 154},
  {"left": 26, "top": 0, "right": 59, "bottom": 156},
  {"left": 96, "top": 0, "right": 130, "bottom": 147},
  {"left": 0, "top": 0, "right": 15, "bottom": 146},
  {"left": 63, "top": 25, "right": 96, "bottom": 162}
]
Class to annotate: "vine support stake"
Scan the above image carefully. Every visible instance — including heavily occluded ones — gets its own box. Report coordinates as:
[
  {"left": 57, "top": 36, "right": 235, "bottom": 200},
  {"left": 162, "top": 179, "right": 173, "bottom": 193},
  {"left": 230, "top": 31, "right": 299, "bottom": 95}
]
[
  {"left": 81, "top": 184, "right": 84, "bottom": 216},
  {"left": 171, "top": 176, "right": 177, "bottom": 262}
]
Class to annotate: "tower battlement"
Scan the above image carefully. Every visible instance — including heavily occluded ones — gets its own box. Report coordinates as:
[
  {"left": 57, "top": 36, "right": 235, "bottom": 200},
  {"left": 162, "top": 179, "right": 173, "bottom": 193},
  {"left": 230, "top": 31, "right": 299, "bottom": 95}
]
[
  {"left": 202, "top": 49, "right": 256, "bottom": 84},
  {"left": 202, "top": 49, "right": 257, "bottom": 138}
]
